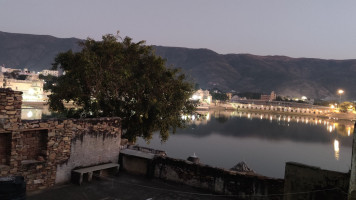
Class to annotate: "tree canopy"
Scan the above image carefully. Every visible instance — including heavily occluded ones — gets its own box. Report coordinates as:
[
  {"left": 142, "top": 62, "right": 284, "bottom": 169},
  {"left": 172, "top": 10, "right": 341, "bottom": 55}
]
[
  {"left": 49, "top": 34, "right": 196, "bottom": 142},
  {"left": 339, "top": 101, "right": 355, "bottom": 113}
]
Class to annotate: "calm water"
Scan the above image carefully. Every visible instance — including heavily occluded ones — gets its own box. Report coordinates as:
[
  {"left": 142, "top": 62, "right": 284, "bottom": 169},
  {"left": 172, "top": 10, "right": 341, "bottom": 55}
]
[{"left": 137, "top": 110, "right": 354, "bottom": 178}]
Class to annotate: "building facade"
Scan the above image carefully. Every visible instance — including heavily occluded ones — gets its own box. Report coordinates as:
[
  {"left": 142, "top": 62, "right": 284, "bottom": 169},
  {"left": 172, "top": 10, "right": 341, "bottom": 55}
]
[
  {"left": 191, "top": 89, "right": 212, "bottom": 104},
  {"left": 261, "top": 91, "right": 277, "bottom": 101},
  {"left": 40, "top": 70, "right": 59, "bottom": 77}
]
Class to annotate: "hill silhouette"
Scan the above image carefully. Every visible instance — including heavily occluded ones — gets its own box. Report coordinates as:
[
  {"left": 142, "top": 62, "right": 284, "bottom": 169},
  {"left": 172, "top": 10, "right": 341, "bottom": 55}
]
[{"left": 1, "top": 31, "right": 355, "bottom": 100}]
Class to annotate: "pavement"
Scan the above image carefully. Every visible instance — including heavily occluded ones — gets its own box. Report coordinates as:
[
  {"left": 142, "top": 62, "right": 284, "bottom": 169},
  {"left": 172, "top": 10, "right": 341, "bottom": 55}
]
[{"left": 27, "top": 172, "right": 233, "bottom": 200}]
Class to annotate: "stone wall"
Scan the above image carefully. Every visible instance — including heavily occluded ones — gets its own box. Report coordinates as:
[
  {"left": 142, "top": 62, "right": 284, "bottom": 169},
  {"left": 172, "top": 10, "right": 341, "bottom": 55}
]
[
  {"left": 0, "top": 88, "right": 22, "bottom": 128},
  {"left": 119, "top": 148, "right": 284, "bottom": 200},
  {"left": 284, "top": 162, "right": 349, "bottom": 200},
  {"left": 0, "top": 88, "right": 122, "bottom": 190},
  {"left": 152, "top": 157, "right": 284, "bottom": 199}
]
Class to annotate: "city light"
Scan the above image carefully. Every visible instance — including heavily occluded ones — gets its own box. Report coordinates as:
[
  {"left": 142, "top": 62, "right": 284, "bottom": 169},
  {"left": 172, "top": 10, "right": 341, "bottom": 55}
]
[
  {"left": 27, "top": 111, "right": 33, "bottom": 118},
  {"left": 334, "top": 139, "right": 340, "bottom": 160},
  {"left": 338, "top": 89, "right": 344, "bottom": 103}
]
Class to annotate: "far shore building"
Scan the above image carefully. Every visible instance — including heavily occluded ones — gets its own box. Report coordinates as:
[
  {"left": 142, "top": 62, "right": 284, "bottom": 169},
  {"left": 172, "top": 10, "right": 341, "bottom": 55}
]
[
  {"left": 260, "top": 91, "right": 277, "bottom": 101},
  {"left": 1, "top": 66, "right": 21, "bottom": 73},
  {"left": 0, "top": 73, "right": 45, "bottom": 102},
  {"left": 191, "top": 89, "right": 212, "bottom": 105},
  {"left": 226, "top": 92, "right": 232, "bottom": 100},
  {"left": 230, "top": 95, "right": 247, "bottom": 102},
  {"left": 39, "top": 69, "right": 59, "bottom": 77},
  {"left": 0, "top": 67, "right": 59, "bottom": 102}
]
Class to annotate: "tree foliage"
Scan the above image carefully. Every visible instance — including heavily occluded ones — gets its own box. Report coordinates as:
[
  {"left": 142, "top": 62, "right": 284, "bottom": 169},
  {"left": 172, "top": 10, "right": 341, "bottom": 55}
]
[
  {"left": 211, "top": 93, "right": 228, "bottom": 102},
  {"left": 49, "top": 34, "right": 196, "bottom": 142},
  {"left": 39, "top": 74, "right": 58, "bottom": 91},
  {"left": 339, "top": 102, "right": 355, "bottom": 113}
]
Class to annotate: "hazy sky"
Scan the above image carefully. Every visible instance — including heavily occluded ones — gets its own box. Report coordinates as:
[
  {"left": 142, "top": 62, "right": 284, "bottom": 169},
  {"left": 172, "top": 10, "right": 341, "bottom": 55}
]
[{"left": 1, "top": 0, "right": 355, "bottom": 59}]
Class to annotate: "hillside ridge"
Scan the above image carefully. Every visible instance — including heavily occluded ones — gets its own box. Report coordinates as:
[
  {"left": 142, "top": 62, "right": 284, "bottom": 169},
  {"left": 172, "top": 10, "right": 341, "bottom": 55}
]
[{"left": 1, "top": 31, "right": 355, "bottom": 100}]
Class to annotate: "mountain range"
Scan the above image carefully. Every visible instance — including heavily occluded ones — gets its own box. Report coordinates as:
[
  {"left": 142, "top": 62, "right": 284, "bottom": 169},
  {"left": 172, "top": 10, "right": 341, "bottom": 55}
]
[{"left": 1, "top": 31, "right": 355, "bottom": 100}]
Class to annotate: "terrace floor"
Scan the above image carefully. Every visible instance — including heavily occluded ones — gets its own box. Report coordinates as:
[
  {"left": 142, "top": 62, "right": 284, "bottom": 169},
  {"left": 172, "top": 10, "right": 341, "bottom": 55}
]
[{"left": 27, "top": 172, "right": 233, "bottom": 200}]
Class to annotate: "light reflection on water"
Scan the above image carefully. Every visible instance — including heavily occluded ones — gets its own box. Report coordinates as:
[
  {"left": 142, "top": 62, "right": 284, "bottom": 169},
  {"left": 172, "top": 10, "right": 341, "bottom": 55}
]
[
  {"left": 21, "top": 106, "right": 51, "bottom": 120},
  {"left": 137, "top": 110, "right": 354, "bottom": 178}
]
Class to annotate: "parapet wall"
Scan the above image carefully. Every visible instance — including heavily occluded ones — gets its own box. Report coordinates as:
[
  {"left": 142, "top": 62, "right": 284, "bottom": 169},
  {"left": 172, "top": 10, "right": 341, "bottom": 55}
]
[
  {"left": 119, "top": 149, "right": 284, "bottom": 200},
  {"left": 284, "top": 162, "right": 349, "bottom": 200},
  {"left": 152, "top": 157, "right": 284, "bottom": 199},
  {"left": 0, "top": 88, "right": 122, "bottom": 190}
]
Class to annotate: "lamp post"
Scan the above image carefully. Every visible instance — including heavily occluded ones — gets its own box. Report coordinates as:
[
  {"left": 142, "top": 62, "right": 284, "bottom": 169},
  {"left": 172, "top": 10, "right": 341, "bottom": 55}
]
[{"left": 338, "top": 89, "right": 344, "bottom": 104}]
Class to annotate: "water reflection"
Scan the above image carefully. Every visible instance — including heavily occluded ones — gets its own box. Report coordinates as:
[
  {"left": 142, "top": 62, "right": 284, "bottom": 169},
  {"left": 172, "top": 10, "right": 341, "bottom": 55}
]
[
  {"left": 22, "top": 108, "right": 43, "bottom": 120},
  {"left": 185, "top": 110, "right": 354, "bottom": 161},
  {"left": 21, "top": 105, "right": 51, "bottom": 120},
  {"left": 334, "top": 139, "right": 340, "bottom": 160},
  {"left": 200, "top": 111, "right": 354, "bottom": 160},
  {"left": 138, "top": 110, "right": 353, "bottom": 178},
  {"left": 192, "top": 110, "right": 354, "bottom": 137}
]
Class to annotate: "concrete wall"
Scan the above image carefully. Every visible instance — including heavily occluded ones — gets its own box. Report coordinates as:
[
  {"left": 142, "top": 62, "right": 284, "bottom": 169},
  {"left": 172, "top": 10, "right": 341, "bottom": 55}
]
[
  {"left": 55, "top": 128, "right": 121, "bottom": 184},
  {"left": 119, "top": 149, "right": 284, "bottom": 199},
  {"left": 150, "top": 156, "right": 284, "bottom": 199},
  {"left": 284, "top": 162, "right": 349, "bottom": 200},
  {"left": 119, "top": 151, "right": 284, "bottom": 199},
  {"left": 121, "top": 156, "right": 150, "bottom": 175}
]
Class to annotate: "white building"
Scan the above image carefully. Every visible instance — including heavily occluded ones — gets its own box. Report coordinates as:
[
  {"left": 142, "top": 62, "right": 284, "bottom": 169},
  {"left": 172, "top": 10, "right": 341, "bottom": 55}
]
[
  {"left": 0, "top": 74, "right": 45, "bottom": 102},
  {"left": 191, "top": 89, "right": 212, "bottom": 104},
  {"left": 40, "top": 70, "right": 59, "bottom": 77},
  {"left": 1, "top": 66, "right": 20, "bottom": 73}
]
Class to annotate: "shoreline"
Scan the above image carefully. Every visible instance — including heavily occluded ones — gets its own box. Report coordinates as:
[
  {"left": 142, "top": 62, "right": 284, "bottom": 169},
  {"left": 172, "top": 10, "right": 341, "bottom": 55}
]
[{"left": 197, "top": 105, "right": 356, "bottom": 122}]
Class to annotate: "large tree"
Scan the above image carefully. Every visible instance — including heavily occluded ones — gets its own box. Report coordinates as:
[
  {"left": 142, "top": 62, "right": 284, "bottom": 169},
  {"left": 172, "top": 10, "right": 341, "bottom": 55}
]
[{"left": 49, "top": 34, "right": 196, "bottom": 141}]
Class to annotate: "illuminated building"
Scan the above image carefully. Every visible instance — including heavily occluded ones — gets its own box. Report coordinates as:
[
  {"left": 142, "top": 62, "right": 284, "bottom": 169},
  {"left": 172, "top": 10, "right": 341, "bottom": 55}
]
[
  {"left": 260, "top": 91, "right": 277, "bottom": 101},
  {"left": 191, "top": 89, "right": 212, "bottom": 104},
  {"left": 2, "top": 77, "right": 45, "bottom": 102},
  {"left": 39, "top": 69, "right": 59, "bottom": 77}
]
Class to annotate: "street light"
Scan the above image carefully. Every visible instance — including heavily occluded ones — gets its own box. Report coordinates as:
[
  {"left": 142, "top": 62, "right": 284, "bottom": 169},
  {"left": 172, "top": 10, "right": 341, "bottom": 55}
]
[{"left": 338, "top": 89, "right": 344, "bottom": 103}]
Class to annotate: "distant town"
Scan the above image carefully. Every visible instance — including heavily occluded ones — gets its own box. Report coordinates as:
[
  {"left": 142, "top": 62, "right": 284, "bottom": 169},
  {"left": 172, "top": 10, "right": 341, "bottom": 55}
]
[
  {"left": 0, "top": 65, "right": 59, "bottom": 102},
  {"left": 1, "top": 65, "right": 354, "bottom": 120}
]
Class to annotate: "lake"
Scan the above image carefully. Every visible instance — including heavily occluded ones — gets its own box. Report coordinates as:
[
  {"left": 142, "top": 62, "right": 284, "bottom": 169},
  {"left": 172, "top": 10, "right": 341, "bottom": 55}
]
[{"left": 137, "top": 110, "right": 354, "bottom": 178}]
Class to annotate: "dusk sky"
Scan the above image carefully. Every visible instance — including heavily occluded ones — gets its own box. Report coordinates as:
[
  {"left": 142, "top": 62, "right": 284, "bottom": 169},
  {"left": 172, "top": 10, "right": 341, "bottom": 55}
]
[{"left": 1, "top": 0, "right": 355, "bottom": 59}]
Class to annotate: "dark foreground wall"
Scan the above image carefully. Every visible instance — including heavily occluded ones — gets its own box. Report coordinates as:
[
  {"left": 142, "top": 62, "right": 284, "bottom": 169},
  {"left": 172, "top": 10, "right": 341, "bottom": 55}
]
[
  {"left": 152, "top": 157, "right": 284, "bottom": 199},
  {"left": 284, "top": 162, "right": 349, "bottom": 200},
  {"left": 120, "top": 150, "right": 284, "bottom": 200}
]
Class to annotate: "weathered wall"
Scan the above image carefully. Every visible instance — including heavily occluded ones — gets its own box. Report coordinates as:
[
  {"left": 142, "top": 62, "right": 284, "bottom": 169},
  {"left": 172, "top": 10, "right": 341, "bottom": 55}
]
[
  {"left": 0, "top": 88, "right": 122, "bottom": 191},
  {"left": 119, "top": 146, "right": 166, "bottom": 176},
  {"left": 151, "top": 156, "right": 284, "bottom": 200},
  {"left": 55, "top": 131, "right": 121, "bottom": 184},
  {"left": 119, "top": 148, "right": 284, "bottom": 199},
  {"left": 0, "top": 88, "right": 22, "bottom": 128},
  {"left": 0, "top": 118, "right": 121, "bottom": 190},
  {"left": 121, "top": 156, "right": 150, "bottom": 175},
  {"left": 284, "top": 162, "right": 349, "bottom": 200}
]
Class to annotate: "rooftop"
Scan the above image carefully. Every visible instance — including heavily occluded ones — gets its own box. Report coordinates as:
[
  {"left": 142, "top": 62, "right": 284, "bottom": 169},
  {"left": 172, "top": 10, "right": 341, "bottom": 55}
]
[{"left": 27, "top": 172, "right": 232, "bottom": 200}]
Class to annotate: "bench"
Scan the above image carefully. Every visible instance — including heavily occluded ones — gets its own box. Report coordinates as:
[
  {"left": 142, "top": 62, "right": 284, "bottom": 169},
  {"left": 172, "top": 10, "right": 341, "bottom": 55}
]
[{"left": 71, "top": 163, "right": 120, "bottom": 185}]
